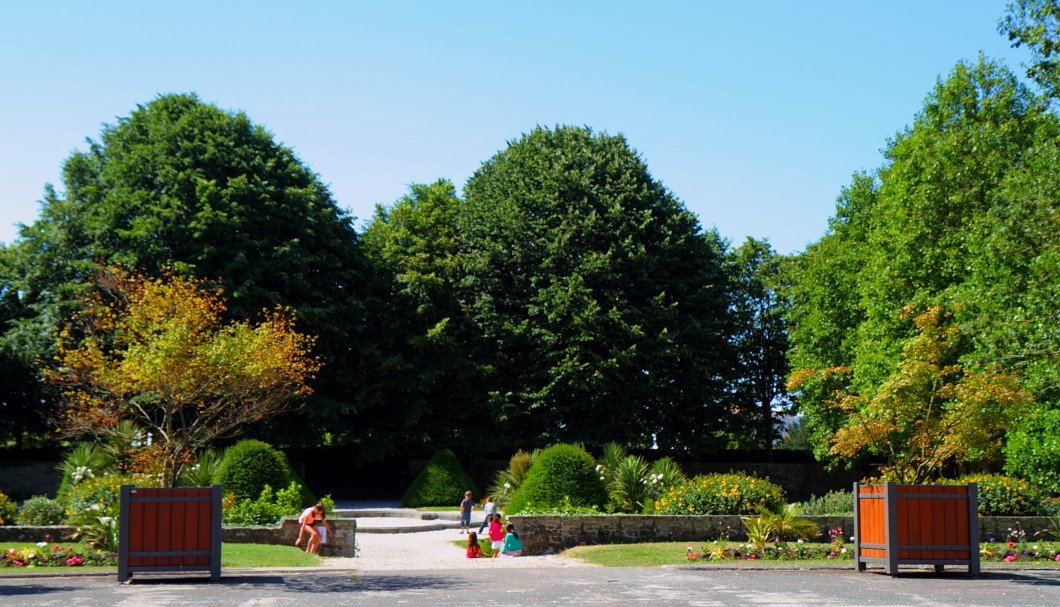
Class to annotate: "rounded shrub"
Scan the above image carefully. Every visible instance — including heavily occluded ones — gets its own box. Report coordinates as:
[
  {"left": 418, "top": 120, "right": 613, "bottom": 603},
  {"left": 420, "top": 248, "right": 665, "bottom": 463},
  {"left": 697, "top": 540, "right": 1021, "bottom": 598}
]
[
  {"left": 219, "top": 440, "right": 302, "bottom": 502},
  {"left": 0, "top": 491, "right": 17, "bottom": 525},
  {"left": 401, "top": 449, "right": 478, "bottom": 508},
  {"left": 653, "top": 472, "right": 785, "bottom": 515},
  {"left": 943, "top": 474, "right": 1048, "bottom": 516},
  {"left": 17, "top": 496, "right": 66, "bottom": 525},
  {"left": 505, "top": 444, "right": 609, "bottom": 515}
]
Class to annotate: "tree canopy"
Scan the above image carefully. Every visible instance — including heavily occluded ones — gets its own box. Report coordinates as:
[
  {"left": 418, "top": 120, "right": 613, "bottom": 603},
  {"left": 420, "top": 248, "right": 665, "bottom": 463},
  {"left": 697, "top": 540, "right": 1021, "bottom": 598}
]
[
  {"left": 48, "top": 267, "right": 320, "bottom": 486},
  {"left": 457, "top": 126, "right": 736, "bottom": 454},
  {"left": 0, "top": 93, "right": 369, "bottom": 448}
]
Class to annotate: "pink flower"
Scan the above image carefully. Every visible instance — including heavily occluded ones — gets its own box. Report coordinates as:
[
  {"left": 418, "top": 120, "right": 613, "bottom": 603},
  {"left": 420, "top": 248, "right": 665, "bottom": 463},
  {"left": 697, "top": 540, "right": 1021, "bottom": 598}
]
[
  {"left": 1055, "top": 554, "right": 1060, "bottom": 562},
  {"left": 1003, "top": 555, "right": 1017, "bottom": 562},
  {"left": 65, "top": 555, "right": 84, "bottom": 566}
]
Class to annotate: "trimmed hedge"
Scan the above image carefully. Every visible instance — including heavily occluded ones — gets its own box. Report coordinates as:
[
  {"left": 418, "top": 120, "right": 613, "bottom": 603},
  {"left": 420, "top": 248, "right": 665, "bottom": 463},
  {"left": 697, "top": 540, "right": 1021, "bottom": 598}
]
[
  {"left": 505, "top": 444, "right": 608, "bottom": 515},
  {"left": 219, "top": 440, "right": 313, "bottom": 504},
  {"left": 401, "top": 449, "right": 478, "bottom": 508}
]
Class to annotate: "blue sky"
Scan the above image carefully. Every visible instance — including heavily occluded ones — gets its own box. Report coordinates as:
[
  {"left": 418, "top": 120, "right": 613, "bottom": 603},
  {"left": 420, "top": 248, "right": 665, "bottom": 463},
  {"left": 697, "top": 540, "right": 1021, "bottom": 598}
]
[{"left": 0, "top": 1, "right": 1034, "bottom": 254}]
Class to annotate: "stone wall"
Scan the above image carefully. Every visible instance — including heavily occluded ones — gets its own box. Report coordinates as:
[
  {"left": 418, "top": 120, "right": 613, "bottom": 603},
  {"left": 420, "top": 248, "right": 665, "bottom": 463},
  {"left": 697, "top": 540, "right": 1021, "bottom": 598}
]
[
  {"left": 0, "top": 518, "right": 357, "bottom": 558},
  {"left": 508, "top": 515, "right": 1055, "bottom": 556}
]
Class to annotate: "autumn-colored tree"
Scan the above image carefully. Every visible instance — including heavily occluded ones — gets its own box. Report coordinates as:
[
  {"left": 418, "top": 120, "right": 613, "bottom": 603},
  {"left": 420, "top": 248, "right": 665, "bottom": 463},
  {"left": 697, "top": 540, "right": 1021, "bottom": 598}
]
[
  {"left": 793, "top": 307, "right": 1032, "bottom": 483},
  {"left": 47, "top": 267, "right": 321, "bottom": 486}
]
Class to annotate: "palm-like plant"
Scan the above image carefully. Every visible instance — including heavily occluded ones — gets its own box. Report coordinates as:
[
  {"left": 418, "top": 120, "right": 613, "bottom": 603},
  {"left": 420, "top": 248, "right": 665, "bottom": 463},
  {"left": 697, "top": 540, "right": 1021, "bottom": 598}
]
[
  {"left": 759, "top": 503, "right": 819, "bottom": 541},
  {"left": 179, "top": 448, "right": 226, "bottom": 487},
  {"left": 488, "top": 449, "right": 539, "bottom": 507},
  {"left": 609, "top": 455, "right": 650, "bottom": 513}
]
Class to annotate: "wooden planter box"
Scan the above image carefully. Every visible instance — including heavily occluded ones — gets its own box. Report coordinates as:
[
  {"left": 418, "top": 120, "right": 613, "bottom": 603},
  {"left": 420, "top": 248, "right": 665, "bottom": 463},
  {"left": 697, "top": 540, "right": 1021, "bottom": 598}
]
[
  {"left": 854, "top": 481, "right": 979, "bottom": 575},
  {"left": 118, "top": 485, "right": 222, "bottom": 582}
]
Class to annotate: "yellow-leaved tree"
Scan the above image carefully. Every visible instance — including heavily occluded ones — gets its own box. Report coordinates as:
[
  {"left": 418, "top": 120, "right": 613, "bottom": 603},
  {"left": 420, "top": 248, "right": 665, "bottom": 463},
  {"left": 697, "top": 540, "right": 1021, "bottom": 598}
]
[
  {"left": 822, "top": 306, "right": 1031, "bottom": 483},
  {"left": 47, "top": 266, "right": 322, "bottom": 486}
]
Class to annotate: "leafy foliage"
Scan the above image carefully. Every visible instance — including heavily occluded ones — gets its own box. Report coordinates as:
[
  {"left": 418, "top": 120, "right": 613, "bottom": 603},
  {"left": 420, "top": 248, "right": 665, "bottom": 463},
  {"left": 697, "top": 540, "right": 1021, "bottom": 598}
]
[
  {"left": 219, "top": 440, "right": 305, "bottom": 503},
  {"left": 400, "top": 449, "right": 478, "bottom": 508},
  {"left": 0, "top": 491, "right": 16, "bottom": 525},
  {"left": 505, "top": 444, "right": 609, "bottom": 515},
  {"left": 222, "top": 482, "right": 303, "bottom": 526},
  {"left": 361, "top": 180, "right": 491, "bottom": 457},
  {"left": 799, "top": 490, "right": 854, "bottom": 515},
  {"left": 783, "top": 57, "right": 1055, "bottom": 471},
  {"left": 16, "top": 496, "right": 66, "bottom": 525},
  {"left": 1001, "top": 0, "right": 1060, "bottom": 98},
  {"left": 1004, "top": 408, "right": 1060, "bottom": 493},
  {"left": 822, "top": 307, "right": 1032, "bottom": 483},
  {"left": 487, "top": 448, "right": 538, "bottom": 507},
  {"left": 48, "top": 267, "right": 321, "bottom": 486},
  {"left": 653, "top": 473, "right": 785, "bottom": 515},
  {"left": 1, "top": 93, "right": 369, "bottom": 452},
  {"left": 942, "top": 474, "right": 1049, "bottom": 516},
  {"left": 179, "top": 448, "right": 226, "bottom": 487},
  {"left": 724, "top": 238, "right": 791, "bottom": 452},
  {"left": 459, "top": 126, "right": 736, "bottom": 454}
]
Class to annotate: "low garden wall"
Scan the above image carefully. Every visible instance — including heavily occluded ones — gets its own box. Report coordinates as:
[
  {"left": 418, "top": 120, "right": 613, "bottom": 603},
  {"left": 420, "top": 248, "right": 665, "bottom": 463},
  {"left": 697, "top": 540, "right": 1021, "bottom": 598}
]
[
  {"left": 508, "top": 515, "right": 1054, "bottom": 556},
  {"left": 0, "top": 518, "right": 357, "bottom": 558}
]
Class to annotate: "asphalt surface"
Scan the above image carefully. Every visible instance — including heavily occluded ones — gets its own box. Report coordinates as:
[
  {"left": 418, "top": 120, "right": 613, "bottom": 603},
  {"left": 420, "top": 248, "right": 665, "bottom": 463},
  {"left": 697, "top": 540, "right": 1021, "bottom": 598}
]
[{"left": 3, "top": 566, "right": 1060, "bottom": 606}]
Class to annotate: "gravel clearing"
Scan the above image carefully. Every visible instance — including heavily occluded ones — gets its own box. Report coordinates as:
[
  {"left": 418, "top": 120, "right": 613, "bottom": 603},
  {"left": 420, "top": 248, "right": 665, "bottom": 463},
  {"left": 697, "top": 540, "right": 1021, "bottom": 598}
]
[{"left": 322, "top": 527, "right": 594, "bottom": 570}]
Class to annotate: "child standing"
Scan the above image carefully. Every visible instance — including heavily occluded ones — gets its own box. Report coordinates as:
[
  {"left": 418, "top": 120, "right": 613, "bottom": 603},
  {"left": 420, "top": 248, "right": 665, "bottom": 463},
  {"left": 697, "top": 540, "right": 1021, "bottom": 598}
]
[
  {"left": 466, "top": 532, "right": 483, "bottom": 558},
  {"left": 488, "top": 513, "right": 505, "bottom": 558},
  {"left": 477, "top": 496, "right": 497, "bottom": 534},
  {"left": 459, "top": 490, "right": 475, "bottom": 534}
]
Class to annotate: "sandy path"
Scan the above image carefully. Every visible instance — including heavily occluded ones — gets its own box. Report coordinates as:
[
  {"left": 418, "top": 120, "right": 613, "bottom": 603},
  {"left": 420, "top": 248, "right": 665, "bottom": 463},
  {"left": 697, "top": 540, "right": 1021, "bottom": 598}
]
[{"left": 322, "top": 528, "right": 593, "bottom": 570}]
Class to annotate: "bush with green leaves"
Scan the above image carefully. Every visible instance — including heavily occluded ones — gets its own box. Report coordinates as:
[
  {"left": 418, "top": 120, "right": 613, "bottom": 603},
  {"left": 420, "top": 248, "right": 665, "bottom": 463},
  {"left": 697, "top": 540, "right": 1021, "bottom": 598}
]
[
  {"left": 219, "top": 440, "right": 312, "bottom": 504},
  {"left": 942, "top": 474, "right": 1048, "bottom": 516},
  {"left": 223, "top": 482, "right": 303, "bottom": 526},
  {"left": 800, "top": 489, "right": 854, "bottom": 515},
  {"left": 401, "top": 449, "right": 478, "bottom": 508},
  {"left": 17, "top": 496, "right": 66, "bottom": 525},
  {"left": 505, "top": 444, "right": 609, "bottom": 515},
  {"left": 0, "top": 491, "right": 17, "bottom": 525},
  {"left": 653, "top": 473, "right": 785, "bottom": 515}
]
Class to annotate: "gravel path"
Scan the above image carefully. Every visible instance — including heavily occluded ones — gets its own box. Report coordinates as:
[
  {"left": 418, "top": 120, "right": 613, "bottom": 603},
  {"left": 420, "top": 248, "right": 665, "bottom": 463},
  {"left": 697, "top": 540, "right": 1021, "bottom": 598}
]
[{"left": 323, "top": 527, "right": 594, "bottom": 570}]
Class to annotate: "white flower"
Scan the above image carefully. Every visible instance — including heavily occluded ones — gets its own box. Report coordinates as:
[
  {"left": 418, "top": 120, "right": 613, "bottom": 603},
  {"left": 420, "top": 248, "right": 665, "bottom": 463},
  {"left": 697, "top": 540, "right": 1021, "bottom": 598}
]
[
  {"left": 849, "top": 536, "right": 855, "bottom": 542},
  {"left": 596, "top": 464, "right": 603, "bottom": 471},
  {"left": 600, "top": 476, "right": 606, "bottom": 481},
  {"left": 840, "top": 548, "right": 847, "bottom": 554},
  {"left": 797, "top": 539, "right": 804, "bottom": 544},
  {"left": 36, "top": 542, "right": 47, "bottom": 547},
  {"left": 504, "top": 482, "right": 511, "bottom": 489}
]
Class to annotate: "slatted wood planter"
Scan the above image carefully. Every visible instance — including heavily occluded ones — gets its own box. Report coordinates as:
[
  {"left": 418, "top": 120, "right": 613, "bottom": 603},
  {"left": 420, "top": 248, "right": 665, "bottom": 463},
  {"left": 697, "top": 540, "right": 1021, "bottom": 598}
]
[
  {"left": 854, "top": 481, "right": 979, "bottom": 575},
  {"left": 117, "top": 485, "right": 222, "bottom": 582}
]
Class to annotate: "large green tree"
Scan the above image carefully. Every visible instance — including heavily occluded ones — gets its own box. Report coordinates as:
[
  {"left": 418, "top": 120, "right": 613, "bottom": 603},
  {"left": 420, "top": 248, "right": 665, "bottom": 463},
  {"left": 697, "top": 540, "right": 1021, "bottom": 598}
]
[
  {"left": 785, "top": 57, "right": 1054, "bottom": 467},
  {"left": 2, "top": 94, "right": 370, "bottom": 447},
  {"left": 725, "top": 238, "right": 790, "bottom": 456},
  {"left": 458, "top": 126, "right": 736, "bottom": 454},
  {"left": 360, "top": 180, "right": 493, "bottom": 458},
  {"left": 1001, "top": 0, "right": 1060, "bottom": 98}
]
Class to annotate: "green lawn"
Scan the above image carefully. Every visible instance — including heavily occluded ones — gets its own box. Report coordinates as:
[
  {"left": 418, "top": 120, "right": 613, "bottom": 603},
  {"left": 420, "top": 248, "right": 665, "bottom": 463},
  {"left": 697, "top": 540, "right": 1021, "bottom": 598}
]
[{"left": 0, "top": 542, "right": 323, "bottom": 573}]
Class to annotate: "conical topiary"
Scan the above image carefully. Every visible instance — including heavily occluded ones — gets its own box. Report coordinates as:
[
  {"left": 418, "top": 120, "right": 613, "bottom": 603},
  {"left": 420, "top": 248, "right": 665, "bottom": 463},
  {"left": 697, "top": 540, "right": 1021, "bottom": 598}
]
[{"left": 401, "top": 449, "right": 478, "bottom": 507}]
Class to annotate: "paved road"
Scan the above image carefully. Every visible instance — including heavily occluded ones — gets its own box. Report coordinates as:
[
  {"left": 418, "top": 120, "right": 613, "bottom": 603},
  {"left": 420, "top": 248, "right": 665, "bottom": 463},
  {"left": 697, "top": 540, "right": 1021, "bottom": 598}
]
[{"left": 3, "top": 567, "right": 1060, "bottom": 606}]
